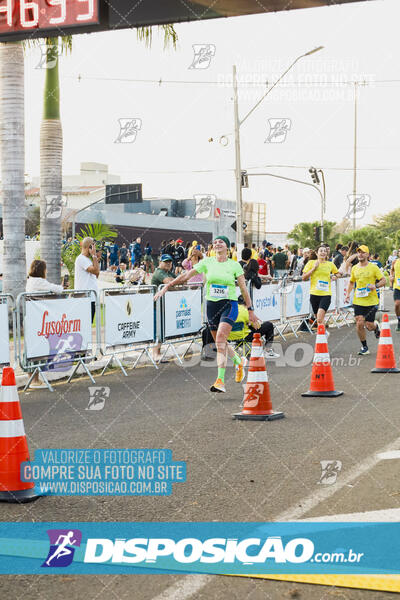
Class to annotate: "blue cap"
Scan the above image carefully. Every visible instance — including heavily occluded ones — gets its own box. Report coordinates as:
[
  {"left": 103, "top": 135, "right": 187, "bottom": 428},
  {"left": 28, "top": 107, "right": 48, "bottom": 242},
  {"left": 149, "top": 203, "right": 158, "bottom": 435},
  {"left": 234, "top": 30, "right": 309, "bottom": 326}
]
[{"left": 161, "top": 254, "right": 173, "bottom": 262}]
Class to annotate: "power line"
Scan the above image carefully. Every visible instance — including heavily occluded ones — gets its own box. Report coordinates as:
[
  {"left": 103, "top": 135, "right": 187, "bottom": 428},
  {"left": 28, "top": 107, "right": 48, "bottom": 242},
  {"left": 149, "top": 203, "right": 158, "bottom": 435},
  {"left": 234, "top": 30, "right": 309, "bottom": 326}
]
[{"left": 64, "top": 74, "right": 400, "bottom": 88}]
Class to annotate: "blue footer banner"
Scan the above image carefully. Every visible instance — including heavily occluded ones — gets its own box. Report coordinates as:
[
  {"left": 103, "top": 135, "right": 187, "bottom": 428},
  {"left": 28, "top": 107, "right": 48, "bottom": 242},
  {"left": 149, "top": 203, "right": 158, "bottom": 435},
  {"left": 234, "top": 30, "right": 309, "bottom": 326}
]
[{"left": 0, "top": 522, "right": 399, "bottom": 574}]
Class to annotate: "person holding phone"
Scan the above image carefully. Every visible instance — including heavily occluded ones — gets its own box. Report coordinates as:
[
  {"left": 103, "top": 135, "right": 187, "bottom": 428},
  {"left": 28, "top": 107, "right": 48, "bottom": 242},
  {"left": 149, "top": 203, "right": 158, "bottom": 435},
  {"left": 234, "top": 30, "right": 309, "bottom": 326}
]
[{"left": 74, "top": 237, "right": 99, "bottom": 322}]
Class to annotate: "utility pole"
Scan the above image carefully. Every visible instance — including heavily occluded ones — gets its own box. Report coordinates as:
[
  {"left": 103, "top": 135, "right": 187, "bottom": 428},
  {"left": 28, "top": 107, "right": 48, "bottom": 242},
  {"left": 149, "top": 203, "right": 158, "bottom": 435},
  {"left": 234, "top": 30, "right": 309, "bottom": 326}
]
[
  {"left": 233, "top": 65, "right": 243, "bottom": 245},
  {"left": 353, "top": 81, "right": 358, "bottom": 231}
]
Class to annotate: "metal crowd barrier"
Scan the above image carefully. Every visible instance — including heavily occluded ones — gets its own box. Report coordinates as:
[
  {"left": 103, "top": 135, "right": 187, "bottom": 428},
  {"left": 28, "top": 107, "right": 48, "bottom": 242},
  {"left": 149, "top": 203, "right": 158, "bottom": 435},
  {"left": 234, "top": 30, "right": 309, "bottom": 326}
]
[
  {"left": 100, "top": 285, "right": 157, "bottom": 375},
  {"left": 157, "top": 282, "right": 204, "bottom": 364},
  {"left": 0, "top": 275, "right": 378, "bottom": 390},
  {"left": 16, "top": 289, "right": 99, "bottom": 392},
  {"left": 0, "top": 294, "right": 17, "bottom": 369}
]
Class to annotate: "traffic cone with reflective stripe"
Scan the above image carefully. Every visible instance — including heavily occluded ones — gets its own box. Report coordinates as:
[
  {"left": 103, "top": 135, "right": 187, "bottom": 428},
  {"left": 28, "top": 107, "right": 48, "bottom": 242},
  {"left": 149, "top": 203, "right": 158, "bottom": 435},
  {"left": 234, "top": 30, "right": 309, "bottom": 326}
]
[
  {"left": 0, "top": 367, "right": 39, "bottom": 503},
  {"left": 302, "top": 324, "right": 343, "bottom": 397},
  {"left": 233, "top": 333, "right": 284, "bottom": 421},
  {"left": 371, "top": 313, "right": 400, "bottom": 373}
]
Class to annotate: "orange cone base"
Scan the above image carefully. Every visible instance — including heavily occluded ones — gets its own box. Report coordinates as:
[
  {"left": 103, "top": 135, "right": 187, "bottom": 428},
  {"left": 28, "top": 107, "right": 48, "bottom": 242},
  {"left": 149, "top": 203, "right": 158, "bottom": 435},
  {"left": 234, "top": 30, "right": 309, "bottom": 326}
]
[
  {"left": 301, "top": 390, "right": 343, "bottom": 397},
  {"left": 0, "top": 488, "right": 40, "bottom": 504},
  {"left": 371, "top": 367, "right": 400, "bottom": 373},
  {"left": 233, "top": 410, "right": 285, "bottom": 421}
]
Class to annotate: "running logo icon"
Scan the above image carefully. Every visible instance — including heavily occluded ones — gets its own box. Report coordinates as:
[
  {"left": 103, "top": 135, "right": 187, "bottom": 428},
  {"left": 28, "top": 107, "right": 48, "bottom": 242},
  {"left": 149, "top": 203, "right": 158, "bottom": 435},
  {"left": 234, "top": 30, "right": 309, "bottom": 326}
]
[
  {"left": 179, "top": 298, "right": 188, "bottom": 310},
  {"left": 294, "top": 284, "right": 303, "bottom": 313},
  {"left": 42, "top": 529, "right": 82, "bottom": 567},
  {"left": 86, "top": 386, "right": 110, "bottom": 411},
  {"left": 188, "top": 44, "right": 216, "bottom": 69},
  {"left": 265, "top": 118, "right": 291, "bottom": 143},
  {"left": 115, "top": 118, "right": 142, "bottom": 143},
  {"left": 318, "top": 460, "right": 342, "bottom": 485}
]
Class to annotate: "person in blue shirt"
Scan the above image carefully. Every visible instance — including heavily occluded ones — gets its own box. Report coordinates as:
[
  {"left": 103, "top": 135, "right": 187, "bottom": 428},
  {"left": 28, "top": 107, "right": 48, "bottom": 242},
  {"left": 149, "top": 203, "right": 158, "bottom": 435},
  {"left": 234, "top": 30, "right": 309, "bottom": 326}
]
[
  {"left": 109, "top": 242, "right": 119, "bottom": 267},
  {"left": 370, "top": 253, "right": 383, "bottom": 269},
  {"left": 131, "top": 237, "right": 142, "bottom": 267}
]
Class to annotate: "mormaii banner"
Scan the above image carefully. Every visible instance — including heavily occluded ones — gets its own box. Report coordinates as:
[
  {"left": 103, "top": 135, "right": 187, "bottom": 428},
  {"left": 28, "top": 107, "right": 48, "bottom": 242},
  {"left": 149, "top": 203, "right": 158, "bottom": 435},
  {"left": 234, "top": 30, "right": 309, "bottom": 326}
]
[
  {"left": 104, "top": 291, "right": 155, "bottom": 347},
  {"left": 25, "top": 297, "right": 92, "bottom": 360}
]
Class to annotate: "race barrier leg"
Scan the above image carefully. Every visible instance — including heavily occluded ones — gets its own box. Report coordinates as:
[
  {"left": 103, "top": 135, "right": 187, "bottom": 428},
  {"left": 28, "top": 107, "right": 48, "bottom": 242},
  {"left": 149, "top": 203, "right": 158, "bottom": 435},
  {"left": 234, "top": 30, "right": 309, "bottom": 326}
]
[
  {"left": 24, "top": 367, "right": 54, "bottom": 393},
  {"left": 233, "top": 333, "right": 285, "bottom": 421},
  {"left": 101, "top": 354, "right": 128, "bottom": 377},
  {"left": 0, "top": 367, "right": 40, "bottom": 503},
  {"left": 67, "top": 358, "right": 96, "bottom": 385},
  {"left": 302, "top": 324, "right": 343, "bottom": 398}
]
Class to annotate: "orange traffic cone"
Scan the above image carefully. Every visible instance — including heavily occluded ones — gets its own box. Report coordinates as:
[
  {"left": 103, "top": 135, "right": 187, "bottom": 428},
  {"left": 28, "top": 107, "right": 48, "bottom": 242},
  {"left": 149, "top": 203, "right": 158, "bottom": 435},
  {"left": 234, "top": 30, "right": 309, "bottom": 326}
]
[
  {"left": 0, "top": 367, "right": 40, "bottom": 503},
  {"left": 302, "top": 324, "right": 343, "bottom": 397},
  {"left": 233, "top": 333, "right": 284, "bottom": 421},
  {"left": 372, "top": 313, "right": 400, "bottom": 373}
]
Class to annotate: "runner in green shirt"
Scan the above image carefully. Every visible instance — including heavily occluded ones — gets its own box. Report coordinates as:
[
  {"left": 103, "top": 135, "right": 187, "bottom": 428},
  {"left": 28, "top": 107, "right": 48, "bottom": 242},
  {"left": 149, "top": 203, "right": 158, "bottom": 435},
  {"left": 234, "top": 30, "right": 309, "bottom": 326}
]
[{"left": 154, "top": 235, "right": 259, "bottom": 393}]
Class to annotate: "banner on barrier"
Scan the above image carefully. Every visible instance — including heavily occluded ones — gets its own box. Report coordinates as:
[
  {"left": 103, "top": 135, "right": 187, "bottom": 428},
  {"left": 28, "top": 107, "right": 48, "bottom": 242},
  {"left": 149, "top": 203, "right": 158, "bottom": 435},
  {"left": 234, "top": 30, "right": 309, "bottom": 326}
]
[
  {"left": 252, "top": 283, "right": 281, "bottom": 322},
  {"left": 163, "top": 288, "right": 203, "bottom": 339},
  {"left": 0, "top": 299, "right": 10, "bottom": 365},
  {"left": 25, "top": 296, "right": 92, "bottom": 360},
  {"left": 285, "top": 281, "right": 311, "bottom": 319},
  {"left": 104, "top": 291, "right": 155, "bottom": 347},
  {"left": 337, "top": 278, "right": 354, "bottom": 309}
]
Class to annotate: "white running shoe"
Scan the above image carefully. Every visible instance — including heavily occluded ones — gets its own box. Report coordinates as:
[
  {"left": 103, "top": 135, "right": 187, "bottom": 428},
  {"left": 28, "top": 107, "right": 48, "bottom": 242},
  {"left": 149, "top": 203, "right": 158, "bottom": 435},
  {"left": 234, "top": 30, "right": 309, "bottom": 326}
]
[{"left": 265, "top": 348, "right": 280, "bottom": 359}]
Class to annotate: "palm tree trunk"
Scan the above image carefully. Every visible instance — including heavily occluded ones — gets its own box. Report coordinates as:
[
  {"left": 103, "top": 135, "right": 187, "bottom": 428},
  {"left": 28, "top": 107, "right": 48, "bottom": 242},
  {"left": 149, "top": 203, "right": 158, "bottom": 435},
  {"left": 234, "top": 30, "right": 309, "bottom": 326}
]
[
  {"left": 0, "top": 42, "right": 27, "bottom": 298},
  {"left": 40, "top": 38, "right": 62, "bottom": 284}
]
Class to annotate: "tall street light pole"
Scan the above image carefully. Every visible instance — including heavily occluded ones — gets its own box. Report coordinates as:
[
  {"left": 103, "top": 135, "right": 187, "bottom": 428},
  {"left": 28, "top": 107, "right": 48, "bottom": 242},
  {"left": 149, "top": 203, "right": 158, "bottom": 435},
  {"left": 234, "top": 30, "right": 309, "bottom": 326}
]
[
  {"left": 233, "top": 46, "right": 324, "bottom": 246},
  {"left": 352, "top": 81, "right": 358, "bottom": 231}
]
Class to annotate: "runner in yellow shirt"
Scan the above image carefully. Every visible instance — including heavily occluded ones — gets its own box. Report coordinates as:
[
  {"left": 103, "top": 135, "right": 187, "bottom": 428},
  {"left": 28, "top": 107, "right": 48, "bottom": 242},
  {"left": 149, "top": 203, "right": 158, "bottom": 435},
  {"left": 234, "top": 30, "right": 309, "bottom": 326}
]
[
  {"left": 302, "top": 246, "right": 340, "bottom": 326},
  {"left": 345, "top": 245, "right": 386, "bottom": 355},
  {"left": 390, "top": 250, "right": 400, "bottom": 332}
]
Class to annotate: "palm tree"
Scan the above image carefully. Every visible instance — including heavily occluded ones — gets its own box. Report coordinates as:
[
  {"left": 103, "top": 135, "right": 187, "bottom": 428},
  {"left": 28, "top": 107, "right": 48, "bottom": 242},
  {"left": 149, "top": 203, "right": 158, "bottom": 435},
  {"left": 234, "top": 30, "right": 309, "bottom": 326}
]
[
  {"left": 0, "top": 42, "right": 26, "bottom": 298},
  {"left": 40, "top": 36, "right": 71, "bottom": 285},
  {"left": 40, "top": 26, "right": 177, "bottom": 285}
]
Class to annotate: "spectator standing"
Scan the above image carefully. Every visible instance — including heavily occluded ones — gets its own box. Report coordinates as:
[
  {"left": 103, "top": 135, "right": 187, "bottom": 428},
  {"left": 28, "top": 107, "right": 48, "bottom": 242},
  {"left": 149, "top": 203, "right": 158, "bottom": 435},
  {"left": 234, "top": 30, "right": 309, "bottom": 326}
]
[
  {"left": 241, "top": 248, "right": 261, "bottom": 289},
  {"left": 119, "top": 242, "right": 129, "bottom": 267},
  {"left": 109, "top": 241, "right": 119, "bottom": 267},
  {"left": 184, "top": 242, "right": 191, "bottom": 258},
  {"left": 100, "top": 243, "right": 108, "bottom": 271},
  {"left": 257, "top": 251, "right": 271, "bottom": 277},
  {"left": 151, "top": 254, "right": 176, "bottom": 362},
  {"left": 74, "top": 237, "right": 99, "bottom": 323},
  {"left": 251, "top": 243, "right": 258, "bottom": 260},
  {"left": 172, "top": 239, "right": 185, "bottom": 271},
  {"left": 182, "top": 249, "right": 204, "bottom": 283},
  {"left": 263, "top": 242, "right": 273, "bottom": 259},
  {"left": 333, "top": 245, "right": 348, "bottom": 269},
  {"left": 271, "top": 246, "right": 288, "bottom": 278},
  {"left": 230, "top": 242, "right": 237, "bottom": 261},
  {"left": 131, "top": 237, "right": 142, "bottom": 267},
  {"left": 143, "top": 242, "right": 154, "bottom": 273}
]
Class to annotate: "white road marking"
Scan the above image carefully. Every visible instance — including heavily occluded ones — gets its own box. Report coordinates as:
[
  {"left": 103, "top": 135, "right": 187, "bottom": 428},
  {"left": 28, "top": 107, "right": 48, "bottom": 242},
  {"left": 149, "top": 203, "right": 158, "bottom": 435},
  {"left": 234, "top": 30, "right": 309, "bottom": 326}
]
[
  {"left": 377, "top": 450, "right": 400, "bottom": 460},
  {"left": 151, "top": 574, "right": 211, "bottom": 600},
  {"left": 276, "top": 435, "right": 400, "bottom": 521},
  {"left": 301, "top": 508, "right": 400, "bottom": 522},
  {"left": 151, "top": 406, "right": 400, "bottom": 598}
]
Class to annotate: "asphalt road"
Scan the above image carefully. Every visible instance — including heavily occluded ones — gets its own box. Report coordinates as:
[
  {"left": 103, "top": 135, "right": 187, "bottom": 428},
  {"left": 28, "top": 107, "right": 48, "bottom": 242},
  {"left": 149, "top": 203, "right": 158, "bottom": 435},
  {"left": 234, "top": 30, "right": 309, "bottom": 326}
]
[{"left": 2, "top": 295, "right": 400, "bottom": 599}]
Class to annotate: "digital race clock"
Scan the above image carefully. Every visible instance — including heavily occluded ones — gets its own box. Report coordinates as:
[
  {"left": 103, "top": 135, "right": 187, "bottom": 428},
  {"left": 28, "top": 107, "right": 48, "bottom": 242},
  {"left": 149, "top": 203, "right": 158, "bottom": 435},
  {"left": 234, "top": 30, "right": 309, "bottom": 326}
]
[{"left": 0, "top": 0, "right": 100, "bottom": 40}]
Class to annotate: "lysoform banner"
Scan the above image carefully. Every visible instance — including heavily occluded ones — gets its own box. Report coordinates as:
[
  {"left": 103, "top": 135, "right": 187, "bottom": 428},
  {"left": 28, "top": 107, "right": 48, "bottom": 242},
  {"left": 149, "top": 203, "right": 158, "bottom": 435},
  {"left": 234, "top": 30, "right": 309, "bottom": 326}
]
[
  {"left": 163, "top": 288, "right": 202, "bottom": 339},
  {"left": 25, "top": 297, "right": 92, "bottom": 359},
  {"left": 104, "top": 291, "right": 155, "bottom": 347}
]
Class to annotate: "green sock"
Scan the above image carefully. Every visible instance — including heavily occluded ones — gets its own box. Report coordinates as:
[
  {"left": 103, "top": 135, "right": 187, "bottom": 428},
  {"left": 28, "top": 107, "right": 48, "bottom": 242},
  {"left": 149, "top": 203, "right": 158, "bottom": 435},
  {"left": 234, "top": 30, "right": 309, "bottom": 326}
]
[
  {"left": 217, "top": 367, "right": 226, "bottom": 382},
  {"left": 232, "top": 353, "right": 241, "bottom": 366}
]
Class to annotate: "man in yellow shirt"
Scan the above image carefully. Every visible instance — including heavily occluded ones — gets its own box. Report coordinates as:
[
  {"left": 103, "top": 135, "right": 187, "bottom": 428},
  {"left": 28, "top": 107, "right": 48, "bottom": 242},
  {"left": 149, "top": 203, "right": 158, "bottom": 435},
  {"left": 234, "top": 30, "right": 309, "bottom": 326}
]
[
  {"left": 345, "top": 245, "right": 386, "bottom": 355},
  {"left": 302, "top": 246, "right": 340, "bottom": 326},
  {"left": 390, "top": 249, "right": 400, "bottom": 332}
]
